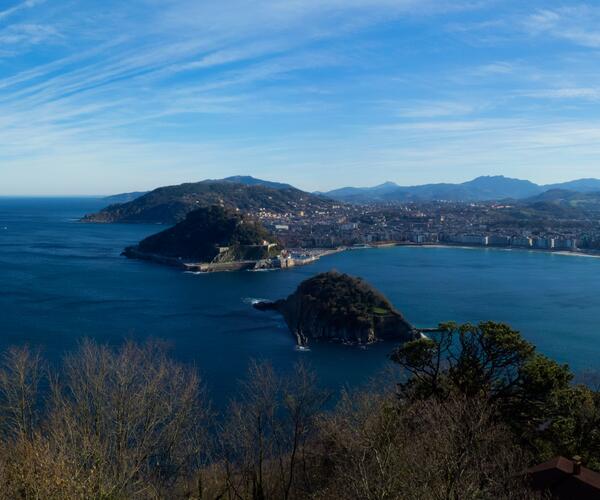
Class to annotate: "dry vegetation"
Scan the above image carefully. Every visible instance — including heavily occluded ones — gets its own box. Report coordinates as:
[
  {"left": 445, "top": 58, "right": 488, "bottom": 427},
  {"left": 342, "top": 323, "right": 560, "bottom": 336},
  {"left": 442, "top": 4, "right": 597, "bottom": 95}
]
[{"left": 0, "top": 324, "right": 596, "bottom": 499}]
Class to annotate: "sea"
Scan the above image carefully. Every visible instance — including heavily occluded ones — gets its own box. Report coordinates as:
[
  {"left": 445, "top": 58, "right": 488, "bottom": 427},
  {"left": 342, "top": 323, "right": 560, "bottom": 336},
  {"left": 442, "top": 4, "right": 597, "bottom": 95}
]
[{"left": 1, "top": 197, "right": 599, "bottom": 405}]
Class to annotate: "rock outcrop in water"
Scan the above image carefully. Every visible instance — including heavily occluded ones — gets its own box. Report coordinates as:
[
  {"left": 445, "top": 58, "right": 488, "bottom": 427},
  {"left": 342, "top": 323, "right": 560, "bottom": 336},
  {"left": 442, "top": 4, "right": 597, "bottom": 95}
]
[{"left": 254, "top": 271, "right": 418, "bottom": 345}]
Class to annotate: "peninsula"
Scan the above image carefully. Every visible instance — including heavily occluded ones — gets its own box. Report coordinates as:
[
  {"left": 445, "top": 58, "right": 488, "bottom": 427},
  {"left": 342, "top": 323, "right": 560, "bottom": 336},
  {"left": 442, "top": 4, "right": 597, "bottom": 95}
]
[
  {"left": 254, "top": 271, "right": 419, "bottom": 345},
  {"left": 83, "top": 176, "right": 336, "bottom": 224},
  {"left": 123, "top": 205, "right": 283, "bottom": 272}
]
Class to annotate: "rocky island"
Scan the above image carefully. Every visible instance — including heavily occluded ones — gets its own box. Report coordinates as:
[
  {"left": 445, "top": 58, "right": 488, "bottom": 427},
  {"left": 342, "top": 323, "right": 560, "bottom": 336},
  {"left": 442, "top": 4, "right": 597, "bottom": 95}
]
[
  {"left": 123, "top": 205, "right": 283, "bottom": 272},
  {"left": 254, "top": 271, "right": 419, "bottom": 345}
]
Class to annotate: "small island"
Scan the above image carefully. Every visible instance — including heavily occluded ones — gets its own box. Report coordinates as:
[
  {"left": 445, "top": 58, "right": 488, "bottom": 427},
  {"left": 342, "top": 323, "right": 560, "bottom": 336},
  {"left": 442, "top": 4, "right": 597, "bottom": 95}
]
[
  {"left": 254, "top": 271, "right": 418, "bottom": 345},
  {"left": 123, "top": 205, "right": 284, "bottom": 272}
]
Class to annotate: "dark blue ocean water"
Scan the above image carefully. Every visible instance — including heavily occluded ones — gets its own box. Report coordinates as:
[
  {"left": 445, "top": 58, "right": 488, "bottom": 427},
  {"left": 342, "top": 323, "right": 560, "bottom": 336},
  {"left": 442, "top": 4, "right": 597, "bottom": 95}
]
[{"left": 1, "top": 198, "right": 599, "bottom": 403}]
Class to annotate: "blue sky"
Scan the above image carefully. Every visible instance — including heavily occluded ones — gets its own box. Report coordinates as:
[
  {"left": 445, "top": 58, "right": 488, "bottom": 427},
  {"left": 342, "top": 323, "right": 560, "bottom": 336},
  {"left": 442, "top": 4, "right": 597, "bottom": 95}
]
[{"left": 2, "top": 0, "right": 600, "bottom": 194}]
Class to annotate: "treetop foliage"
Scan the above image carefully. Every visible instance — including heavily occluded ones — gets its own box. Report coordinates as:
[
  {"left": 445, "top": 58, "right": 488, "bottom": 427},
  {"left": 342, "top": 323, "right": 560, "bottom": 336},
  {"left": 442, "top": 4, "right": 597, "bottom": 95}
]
[{"left": 391, "top": 321, "right": 599, "bottom": 470}]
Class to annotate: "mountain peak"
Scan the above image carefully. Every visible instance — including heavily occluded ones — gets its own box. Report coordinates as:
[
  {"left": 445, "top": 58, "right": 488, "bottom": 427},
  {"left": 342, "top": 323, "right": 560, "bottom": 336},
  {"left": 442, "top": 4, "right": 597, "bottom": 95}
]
[
  {"left": 325, "top": 175, "right": 543, "bottom": 203},
  {"left": 223, "top": 175, "right": 260, "bottom": 183},
  {"left": 221, "top": 176, "right": 293, "bottom": 190},
  {"left": 467, "top": 175, "right": 535, "bottom": 184}
]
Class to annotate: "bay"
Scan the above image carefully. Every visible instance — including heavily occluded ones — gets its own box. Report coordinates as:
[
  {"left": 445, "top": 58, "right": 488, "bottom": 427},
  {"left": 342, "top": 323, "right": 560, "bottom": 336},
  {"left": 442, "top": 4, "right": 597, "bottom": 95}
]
[{"left": 1, "top": 198, "right": 599, "bottom": 404}]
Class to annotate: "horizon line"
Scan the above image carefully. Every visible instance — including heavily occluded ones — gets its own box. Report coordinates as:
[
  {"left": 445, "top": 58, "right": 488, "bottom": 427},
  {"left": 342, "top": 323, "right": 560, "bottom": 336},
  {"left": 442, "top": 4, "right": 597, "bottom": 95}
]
[{"left": 2, "top": 173, "right": 600, "bottom": 198}]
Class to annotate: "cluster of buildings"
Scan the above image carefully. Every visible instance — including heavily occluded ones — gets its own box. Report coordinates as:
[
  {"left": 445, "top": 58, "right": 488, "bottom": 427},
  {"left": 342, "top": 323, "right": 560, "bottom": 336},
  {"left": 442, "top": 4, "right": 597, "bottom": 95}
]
[
  {"left": 250, "top": 199, "right": 599, "bottom": 254},
  {"left": 439, "top": 234, "right": 578, "bottom": 251}
]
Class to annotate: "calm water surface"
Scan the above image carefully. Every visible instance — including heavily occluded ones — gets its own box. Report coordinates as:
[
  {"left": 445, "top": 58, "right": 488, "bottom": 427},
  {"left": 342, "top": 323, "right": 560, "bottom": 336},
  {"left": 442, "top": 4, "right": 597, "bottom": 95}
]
[{"left": 1, "top": 198, "right": 599, "bottom": 403}]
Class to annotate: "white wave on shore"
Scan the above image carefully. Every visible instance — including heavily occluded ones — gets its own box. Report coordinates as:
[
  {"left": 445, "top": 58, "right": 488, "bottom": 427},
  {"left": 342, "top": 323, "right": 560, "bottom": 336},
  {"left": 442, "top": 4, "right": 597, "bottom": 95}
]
[
  {"left": 409, "top": 244, "right": 600, "bottom": 259},
  {"left": 242, "top": 297, "right": 270, "bottom": 305}
]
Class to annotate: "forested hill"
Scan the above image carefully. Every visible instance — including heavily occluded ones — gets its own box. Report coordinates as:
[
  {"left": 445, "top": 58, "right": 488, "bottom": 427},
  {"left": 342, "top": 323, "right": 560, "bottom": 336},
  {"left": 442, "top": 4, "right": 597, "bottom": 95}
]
[
  {"left": 125, "top": 205, "right": 279, "bottom": 263},
  {"left": 83, "top": 177, "right": 336, "bottom": 224},
  {"left": 524, "top": 189, "right": 600, "bottom": 214}
]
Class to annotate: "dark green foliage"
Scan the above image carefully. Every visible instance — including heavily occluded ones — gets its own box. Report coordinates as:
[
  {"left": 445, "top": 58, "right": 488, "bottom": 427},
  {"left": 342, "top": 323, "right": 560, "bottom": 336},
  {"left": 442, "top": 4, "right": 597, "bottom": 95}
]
[
  {"left": 391, "top": 322, "right": 536, "bottom": 400},
  {"left": 391, "top": 321, "right": 600, "bottom": 468},
  {"left": 134, "top": 205, "right": 278, "bottom": 261},
  {"left": 296, "top": 271, "right": 397, "bottom": 329}
]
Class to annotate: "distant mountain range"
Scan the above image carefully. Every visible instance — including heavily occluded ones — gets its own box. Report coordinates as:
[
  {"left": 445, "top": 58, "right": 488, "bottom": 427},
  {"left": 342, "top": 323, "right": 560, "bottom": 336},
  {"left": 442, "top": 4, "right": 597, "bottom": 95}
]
[
  {"left": 90, "top": 175, "right": 600, "bottom": 225},
  {"left": 84, "top": 176, "right": 334, "bottom": 224},
  {"left": 323, "top": 176, "right": 600, "bottom": 204}
]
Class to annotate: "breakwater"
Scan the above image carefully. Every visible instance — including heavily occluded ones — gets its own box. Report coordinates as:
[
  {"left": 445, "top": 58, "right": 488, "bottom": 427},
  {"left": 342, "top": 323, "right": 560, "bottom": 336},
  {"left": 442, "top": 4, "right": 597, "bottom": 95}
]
[{"left": 123, "top": 247, "right": 348, "bottom": 273}]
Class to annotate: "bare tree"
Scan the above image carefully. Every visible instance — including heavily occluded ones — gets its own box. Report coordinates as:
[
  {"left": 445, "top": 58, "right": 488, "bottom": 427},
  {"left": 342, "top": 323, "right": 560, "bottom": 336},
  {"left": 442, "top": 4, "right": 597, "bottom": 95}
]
[
  {"left": 0, "top": 346, "right": 44, "bottom": 441},
  {"left": 0, "top": 341, "right": 551, "bottom": 500},
  {"left": 318, "top": 390, "right": 536, "bottom": 500},
  {"left": 0, "top": 340, "right": 210, "bottom": 499},
  {"left": 217, "top": 361, "right": 329, "bottom": 500}
]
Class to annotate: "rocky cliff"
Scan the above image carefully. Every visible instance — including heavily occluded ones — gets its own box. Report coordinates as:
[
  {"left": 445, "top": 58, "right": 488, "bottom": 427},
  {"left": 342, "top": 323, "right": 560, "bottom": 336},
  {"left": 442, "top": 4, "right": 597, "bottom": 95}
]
[{"left": 255, "top": 271, "right": 417, "bottom": 345}]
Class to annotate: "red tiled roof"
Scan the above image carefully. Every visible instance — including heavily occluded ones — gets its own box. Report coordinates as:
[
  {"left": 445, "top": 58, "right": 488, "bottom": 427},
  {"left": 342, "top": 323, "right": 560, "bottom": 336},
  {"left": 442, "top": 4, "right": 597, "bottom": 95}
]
[{"left": 528, "top": 456, "right": 600, "bottom": 500}]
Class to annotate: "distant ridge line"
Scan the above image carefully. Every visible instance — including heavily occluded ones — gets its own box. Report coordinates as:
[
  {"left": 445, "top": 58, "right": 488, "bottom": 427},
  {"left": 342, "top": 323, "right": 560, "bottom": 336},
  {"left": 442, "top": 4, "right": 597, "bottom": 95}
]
[
  {"left": 101, "top": 174, "right": 600, "bottom": 207},
  {"left": 321, "top": 175, "right": 600, "bottom": 204}
]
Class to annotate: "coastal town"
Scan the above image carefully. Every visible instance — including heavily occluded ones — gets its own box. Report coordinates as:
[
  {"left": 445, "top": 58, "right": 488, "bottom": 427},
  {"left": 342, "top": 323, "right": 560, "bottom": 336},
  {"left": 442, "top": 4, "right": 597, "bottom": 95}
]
[{"left": 255, "top": 199, "right": 600, "bottom": 254}]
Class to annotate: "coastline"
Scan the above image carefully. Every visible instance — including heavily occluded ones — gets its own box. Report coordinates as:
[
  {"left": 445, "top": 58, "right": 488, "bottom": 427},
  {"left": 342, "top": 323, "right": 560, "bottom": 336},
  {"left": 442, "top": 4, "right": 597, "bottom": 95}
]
[
  {"left": 394, "top": 242, "right": 600, "bottom": 259},
  {"left": 123, "top": 241, "right": 600, "bottom": 273},
  {"left": 346, "top": 241, "right": 600, "bottom": 260},
  {"left": 123, "top": 246, "right": 349, "bottom": 273}
]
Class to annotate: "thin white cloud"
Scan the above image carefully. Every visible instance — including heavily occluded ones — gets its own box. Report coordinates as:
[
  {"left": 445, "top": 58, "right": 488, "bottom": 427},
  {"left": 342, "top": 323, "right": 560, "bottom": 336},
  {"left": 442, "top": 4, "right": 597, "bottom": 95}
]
[
  {"left": 474, "top": 62, "right": 515, "bottom": 76},
  {"left": 523, "top": 6, "right": 600, "bottom": 48},
  {"left": 3, "top": 0, "right": 600, "bottom": 194},
  {"left": 0, "top": 23, "right": 61, "bottom": 45},
  {"left": 521, "top": 87, "right": 600, "bottom": 101},
  {"left": 0, "top": 0, "right": 45, "bottom": 21},
  {"left": 395, "top": 100, "right": 478, "bottom": 118}
]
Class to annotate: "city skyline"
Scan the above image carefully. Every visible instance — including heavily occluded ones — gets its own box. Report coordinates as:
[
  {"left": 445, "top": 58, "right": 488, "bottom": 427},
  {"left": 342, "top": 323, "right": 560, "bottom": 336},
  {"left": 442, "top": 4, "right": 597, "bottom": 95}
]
[{"left": 3, "top": 1, "right": 600, "bottom": 194}]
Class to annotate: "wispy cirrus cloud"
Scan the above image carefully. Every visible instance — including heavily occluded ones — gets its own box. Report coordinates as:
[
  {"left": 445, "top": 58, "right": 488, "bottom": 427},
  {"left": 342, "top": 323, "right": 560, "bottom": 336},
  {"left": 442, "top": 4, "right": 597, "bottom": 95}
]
[
  {"left": 520, "top": 87, "right": 600, "bottom": 101},
  {"left": 0, "top": 23, "right": 61, "bottom": 46},
  {"left": 2, "top": 0, "right": 600, "bottom": 194},
  {"left": 0, "top": 0, "right": 45, "bottom": 21},
  {"left": 523, "top": 5, "right": 600, "bottom": 47},
  {"left": 394, "top": 100, "right": 479, "bottom": 118}
]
